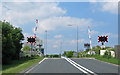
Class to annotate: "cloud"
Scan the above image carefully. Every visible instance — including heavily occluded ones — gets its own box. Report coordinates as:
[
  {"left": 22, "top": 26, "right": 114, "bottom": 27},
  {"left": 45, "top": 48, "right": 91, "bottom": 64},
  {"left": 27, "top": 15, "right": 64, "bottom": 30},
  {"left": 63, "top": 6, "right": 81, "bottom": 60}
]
[
  {"left": 89, "top": 0, "right": 118, "bottom": 2},
  {"left": 101, "top": 33, "right": 118, "bottom": 38},
  {"left": 2, "top": 2, "right": 96, "bottom": 35},
  {"left": 24, "top": 33, "right": 33, "bottom": 37},
  {"left": 2, "top": 0, "right": 119, "bottom": 2},
  {"left": 91, "top": 30, "right": 99, "bottom": 35},
  {"left": 2, "top": 0, "right": 57, "bottom": 2},
  {"left": 0, "top": 3, "right": 2, "bottom": 20},
  {"left": 71, "top": 39, "right": 86, "bottom": 44},
  {"left": 2, "top": 2, "right": 96, "bottom": 34},
  {"left": 78, "top": 39, "right": 86, "bottom": 43},
  {"left": 2, "top": 2, "right": 66, "bottom": 25},
  {"left": 90, "top": 1, "right": 118, "bottom": 14},
  {"left": 23, "top": 33, "right": 33, "bottom": 42},
  {"left": 101, "top": 2, "right": 118, "bottom": 14},
  {"left": 53, "top": 44, "right": 58, "bottom": 48},
  {"left": 88, "top": 0, "right": 97, "bottom": 2},
  {"left": 54, "top": 35, "right": 63, "bottom": 38},
  {"left": 37, "top": 16, "right": 93, "bottom": 34}
]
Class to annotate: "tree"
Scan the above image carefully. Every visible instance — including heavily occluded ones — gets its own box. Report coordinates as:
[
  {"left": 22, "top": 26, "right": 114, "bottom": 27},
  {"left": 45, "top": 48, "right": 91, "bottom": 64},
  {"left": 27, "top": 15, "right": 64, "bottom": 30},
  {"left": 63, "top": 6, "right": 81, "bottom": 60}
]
[
  {"left": 66, "top": 51, "right": 75, "bottom": 58},
  {"left": 2, "top": 22, "right": 15, "bottom": 64},
  {"left": 1, "top": 21, "right": 24, "bottom": 64},
  {"left": 22, "top": 45, "right": 31, "bottom": 51},
  {"left": 92, "top": 45, "right": 101, "bottom": 55},
  {"left": 106, "top": 47, "right": 114, "bottom": 51},
  {"left": 62, "top": 51, "right": 67, "bottom": 56},
  {"left": 11, "top": 27, "right": 24, "bottom": 60},
  {"left": 103, "top": 50, "right": 111, "bottom": 59}
]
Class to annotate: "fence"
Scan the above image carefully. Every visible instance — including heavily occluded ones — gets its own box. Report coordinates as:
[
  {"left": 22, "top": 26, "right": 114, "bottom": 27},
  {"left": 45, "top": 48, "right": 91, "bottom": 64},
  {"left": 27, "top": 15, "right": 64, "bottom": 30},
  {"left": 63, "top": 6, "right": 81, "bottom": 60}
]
[{"left": 20, "top": 51, "right": 39, "bottom": 57}]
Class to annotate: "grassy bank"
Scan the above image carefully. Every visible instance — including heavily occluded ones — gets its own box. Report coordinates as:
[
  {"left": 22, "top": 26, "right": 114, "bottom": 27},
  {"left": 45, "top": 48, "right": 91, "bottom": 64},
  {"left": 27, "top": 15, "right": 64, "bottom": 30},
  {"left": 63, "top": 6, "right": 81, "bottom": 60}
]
[
  {"left": 2, "top": 56, "right": 44, "bottom": 74},
  {"left": 95, "top": 55, "right": 120, "bottom": 65},
  {"left": 81, "top": 55, "right": 120, "bottom": 65}
]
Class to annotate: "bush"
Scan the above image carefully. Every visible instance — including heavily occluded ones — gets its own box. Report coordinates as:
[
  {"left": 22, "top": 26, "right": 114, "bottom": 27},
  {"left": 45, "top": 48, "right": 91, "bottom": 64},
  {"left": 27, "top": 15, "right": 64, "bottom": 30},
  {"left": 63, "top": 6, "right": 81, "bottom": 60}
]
[
  {"left": 50, "top": 55, "right": 53, "bottom": 58},
  {"left": 53, "top": 55, "right": 60, "bottom": 57},
  {"left": 103, "top": 51, "right": 111, "bottom": 59},
  {"left": 31, "top": 55, "right": 35, "bottom": 57},
  {"left": 26, "top": 55, "right": 29, "bottom": 58},
  {"left": 46, "top": 55, "right": 49, "bottom": 57},
  {"left": 85, "top": 54, "right": 90, "bottom": 57},
  {"left": 66, "top": 51, "right": 74, "bottom": 58},
  {"left": 36, "top": 55, "right": 40, "bottom": 57}
]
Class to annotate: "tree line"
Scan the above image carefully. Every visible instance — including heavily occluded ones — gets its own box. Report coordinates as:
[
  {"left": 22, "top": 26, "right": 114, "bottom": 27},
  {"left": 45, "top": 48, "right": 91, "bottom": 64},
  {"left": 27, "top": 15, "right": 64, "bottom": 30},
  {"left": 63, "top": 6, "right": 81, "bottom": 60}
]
[
  {"left": 1, "top": 21, "right": 24, "bottom": 65},
  {"left": 62, "top": 46, "right": 115, "bottom": 58}
]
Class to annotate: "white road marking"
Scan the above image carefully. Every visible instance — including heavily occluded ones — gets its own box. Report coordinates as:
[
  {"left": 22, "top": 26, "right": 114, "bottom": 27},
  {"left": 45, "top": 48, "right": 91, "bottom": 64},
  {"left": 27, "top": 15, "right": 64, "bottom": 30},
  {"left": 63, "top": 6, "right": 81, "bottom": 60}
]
[
  {"left": 25, "top": 58, "right": 46, "bottom": 73},
  {"left": 67, "top": 58, "right": 97, "bottom": 75},
  {"left": 64, "top": 57, "right": 90, "bottom": 75},
  {"left": 62, "top": 57, "right": 97, "bottom": 75},
  {"left": 46, "top": 58, "right": 62, "bottom": 59},
  {"left": 39, "top": 58, "right": 46, "bottom": 64}
]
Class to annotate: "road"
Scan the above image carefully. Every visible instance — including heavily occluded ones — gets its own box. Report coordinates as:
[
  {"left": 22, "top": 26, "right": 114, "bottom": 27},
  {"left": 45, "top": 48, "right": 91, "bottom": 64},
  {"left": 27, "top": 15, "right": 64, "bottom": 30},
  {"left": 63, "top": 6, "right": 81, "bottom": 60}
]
[{"left": 24, "top": 57, "right": 119, "bottom": 75}]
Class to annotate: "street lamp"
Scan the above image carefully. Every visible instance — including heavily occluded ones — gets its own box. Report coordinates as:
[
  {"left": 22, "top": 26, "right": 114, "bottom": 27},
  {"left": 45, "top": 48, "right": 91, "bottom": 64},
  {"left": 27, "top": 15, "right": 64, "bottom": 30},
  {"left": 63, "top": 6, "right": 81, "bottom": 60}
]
[
  {"left": 60, "top": 41, "right": 63, "bottom": 57},
  {"left": 67, "top": 24, "right": 79, "bottom": 58},
  {"left": 45, "top": 30, "right": 47, "bottom": 56}
]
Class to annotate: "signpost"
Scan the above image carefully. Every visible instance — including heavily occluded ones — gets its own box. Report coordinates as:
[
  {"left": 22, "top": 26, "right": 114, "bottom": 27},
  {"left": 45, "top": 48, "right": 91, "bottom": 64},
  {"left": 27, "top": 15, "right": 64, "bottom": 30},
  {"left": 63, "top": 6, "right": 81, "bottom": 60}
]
[
  {"left": 40, "top": 48, "right": 44, "bottom": 55},
  {"left": 37, "top": 44, "right": 42, "bottom": 56},
  {"left": 98, "top": 36, "right": 108, "bottom": 49},
  {"left": 84, "top": 43, "right": 90, "bottom": 51},
  {"left": 27, "top": 37, "right": 36, "bottom": 56},
  {"left": 84, "top": 43, "right": 90, "bottom": 47}
]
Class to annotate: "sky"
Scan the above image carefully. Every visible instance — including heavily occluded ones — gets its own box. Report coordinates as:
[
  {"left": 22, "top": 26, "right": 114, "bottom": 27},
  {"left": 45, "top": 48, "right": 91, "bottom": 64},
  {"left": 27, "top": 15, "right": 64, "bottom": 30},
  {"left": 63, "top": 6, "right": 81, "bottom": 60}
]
[{"left": 0, "top": 0, "right": 118, "bottom": 54}]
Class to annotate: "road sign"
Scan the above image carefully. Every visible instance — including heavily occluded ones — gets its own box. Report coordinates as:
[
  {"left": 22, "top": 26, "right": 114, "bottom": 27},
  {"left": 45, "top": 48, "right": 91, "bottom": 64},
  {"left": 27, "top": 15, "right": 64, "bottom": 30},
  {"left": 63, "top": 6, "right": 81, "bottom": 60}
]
[
  {"left": 28, "top": 38, "right": 35, "bottom": 42},
  {"left": 84, "top": 43, "right": 90, "bottom": 47},
  {"left": 27, "top": 37, "right": 36, "bottom": 43},
  {"left": 40, "top": 48, "right": 44, "bottom": 55},
  {"left": 84, "top": 43, "right": 90, "bottom": 51},
  {"left": 98, "top": 36, "right": 108, "bottom": 42},
  {"left": 98, "top": 36, "right": 108, "bottom": 49}
]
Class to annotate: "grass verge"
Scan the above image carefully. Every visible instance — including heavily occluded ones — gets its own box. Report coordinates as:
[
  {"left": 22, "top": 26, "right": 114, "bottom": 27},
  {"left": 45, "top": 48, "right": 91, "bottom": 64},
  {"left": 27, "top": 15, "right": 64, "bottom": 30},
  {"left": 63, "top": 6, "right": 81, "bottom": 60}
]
[
  {"left": 2, "top": 56, "right": 44, "bottom": 75},
  {"left": 95, "top": 55, "right": 120, "bottom": 65},
  {"left": 81, "top": 55, "right": 120, "bottom": 65}
]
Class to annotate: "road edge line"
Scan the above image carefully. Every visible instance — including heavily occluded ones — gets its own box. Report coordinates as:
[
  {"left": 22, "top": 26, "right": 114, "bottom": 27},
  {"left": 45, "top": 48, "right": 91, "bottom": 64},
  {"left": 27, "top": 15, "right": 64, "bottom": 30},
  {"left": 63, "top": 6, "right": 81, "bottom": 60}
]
[{"left": 39, "top": 58, "right": 46, "bottom": 64}]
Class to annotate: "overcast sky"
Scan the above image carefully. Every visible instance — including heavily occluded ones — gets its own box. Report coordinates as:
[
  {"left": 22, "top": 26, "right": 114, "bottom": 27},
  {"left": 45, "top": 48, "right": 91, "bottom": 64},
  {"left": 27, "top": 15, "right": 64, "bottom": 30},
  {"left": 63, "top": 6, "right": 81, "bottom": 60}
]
[{"left": 0, "top": 0, "right": 118, "bottom": 54}]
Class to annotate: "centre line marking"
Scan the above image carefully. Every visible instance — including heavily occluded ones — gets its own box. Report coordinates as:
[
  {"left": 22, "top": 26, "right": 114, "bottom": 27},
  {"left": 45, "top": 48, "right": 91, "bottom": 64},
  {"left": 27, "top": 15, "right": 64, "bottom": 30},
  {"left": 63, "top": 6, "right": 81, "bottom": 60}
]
[{"left": 62, "top": 57, "right": 97, "bottom": 75}]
